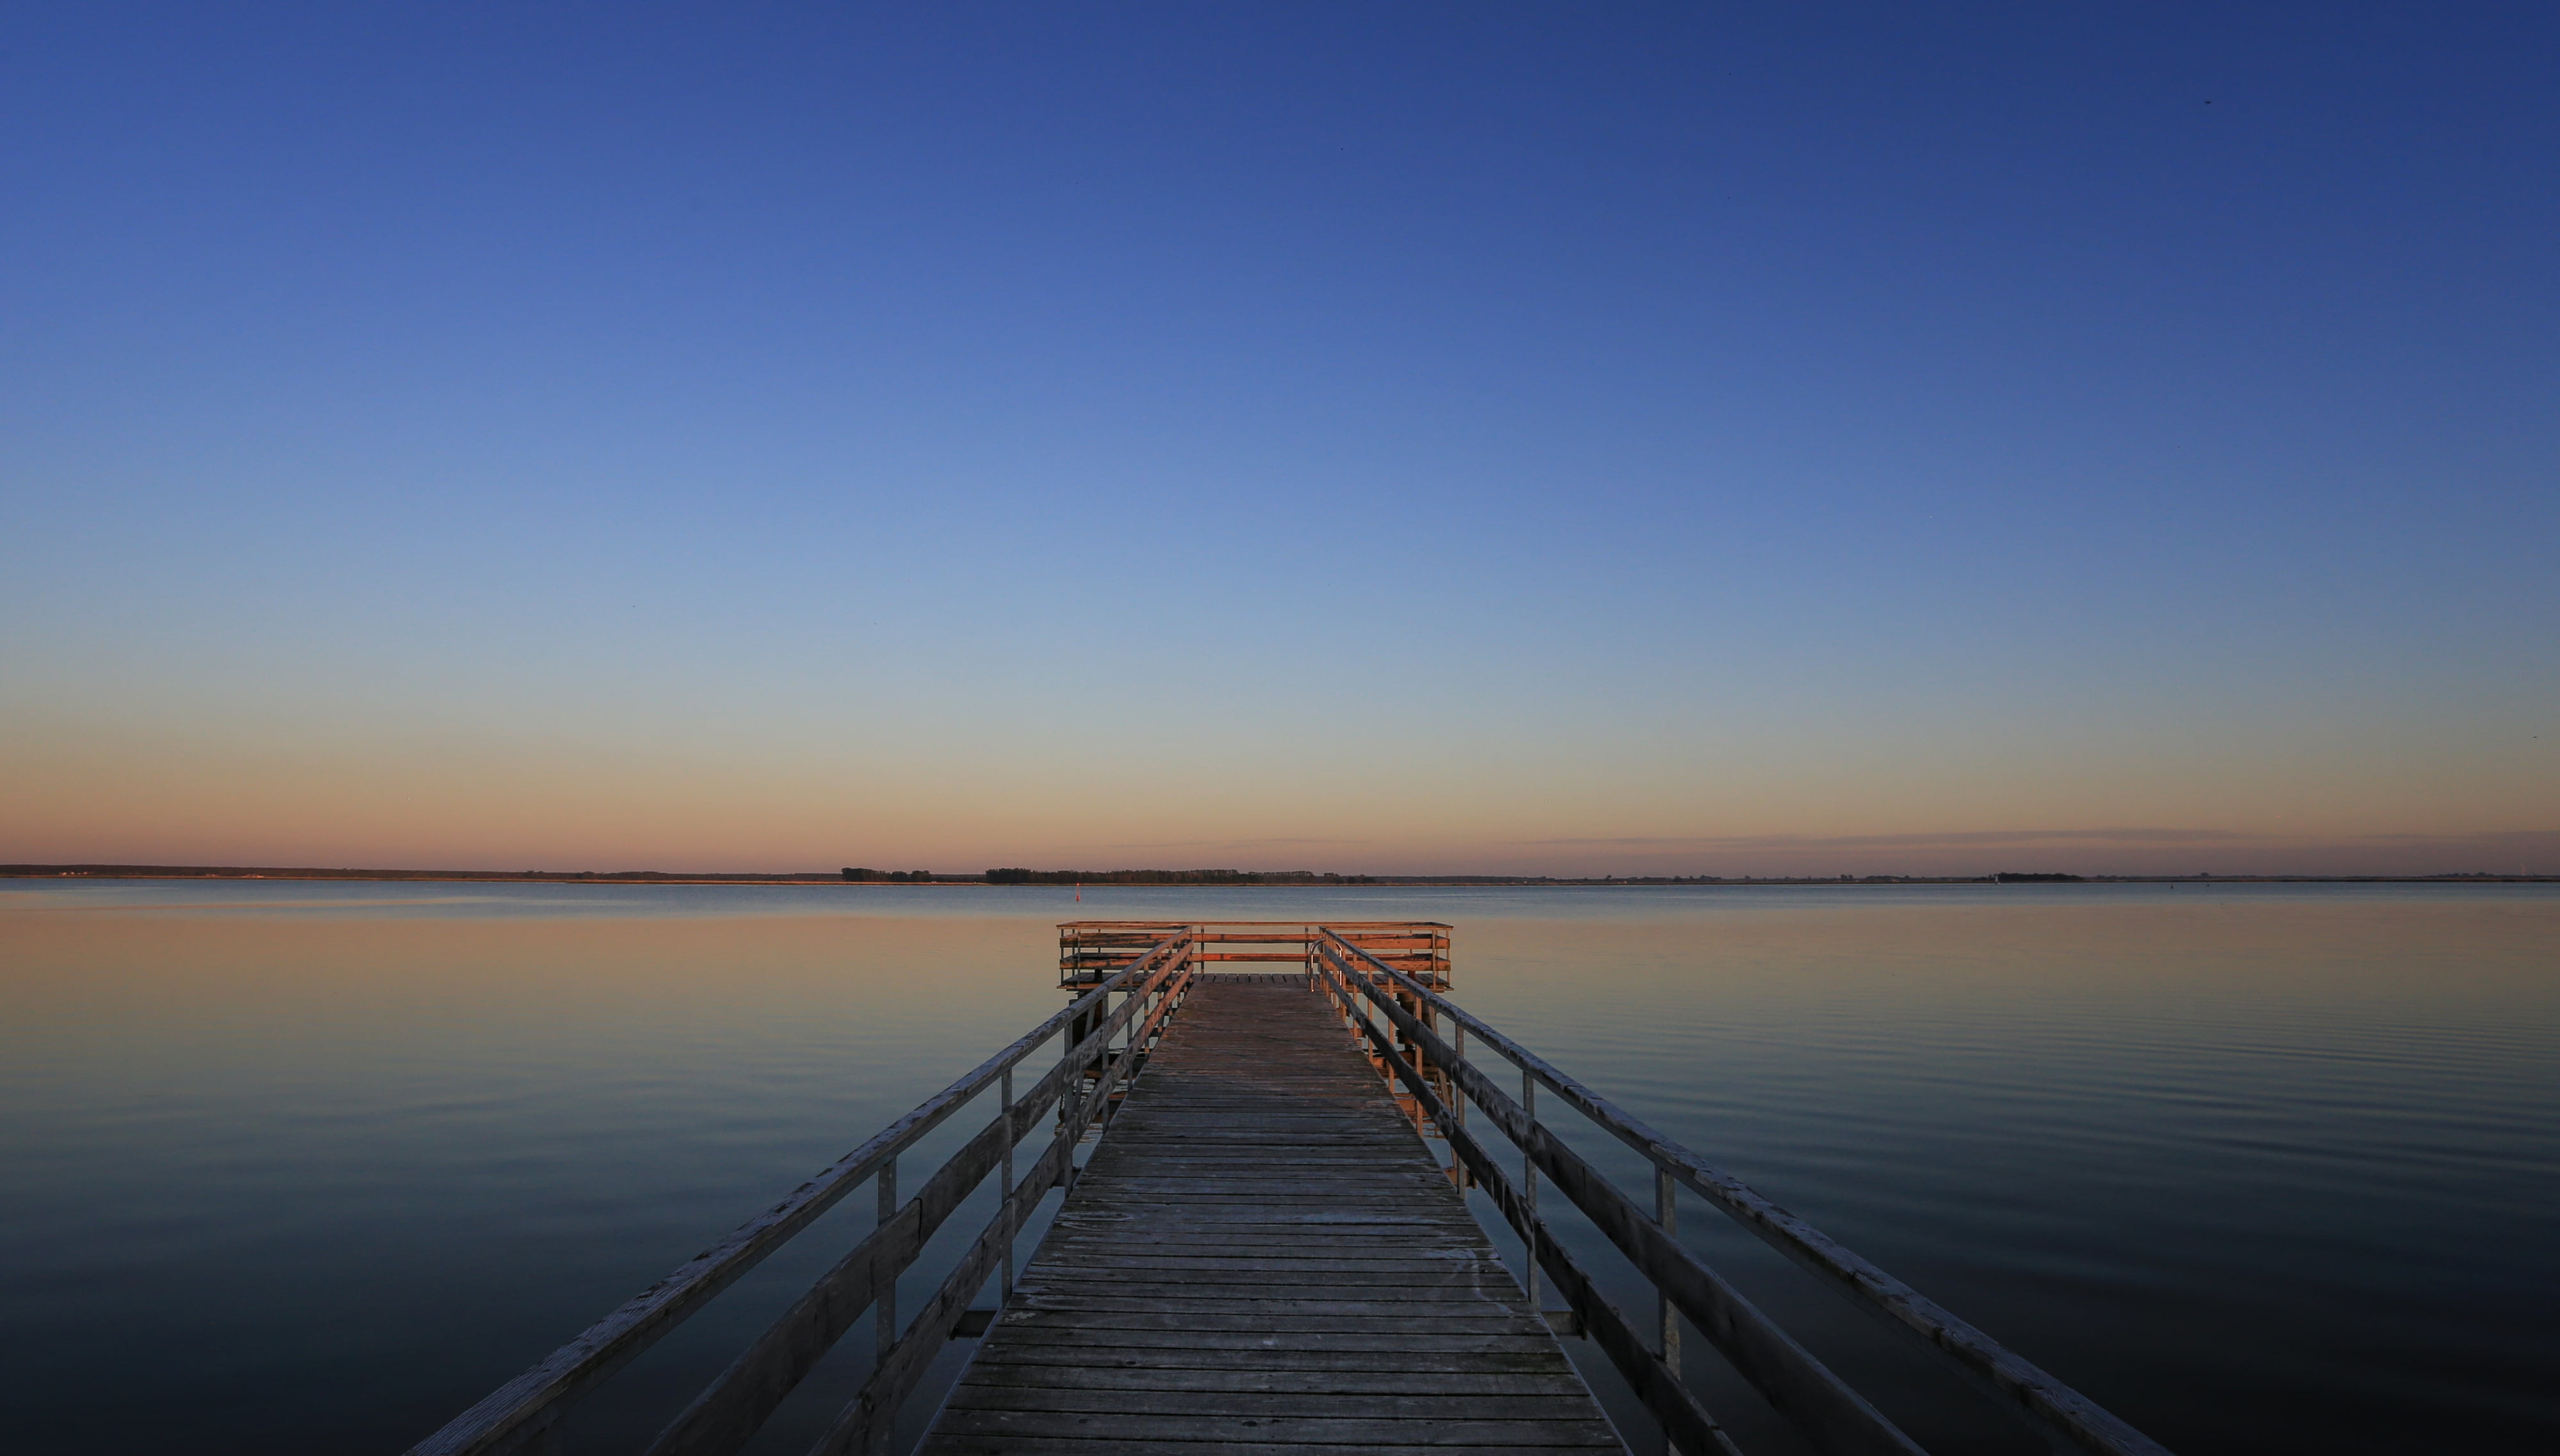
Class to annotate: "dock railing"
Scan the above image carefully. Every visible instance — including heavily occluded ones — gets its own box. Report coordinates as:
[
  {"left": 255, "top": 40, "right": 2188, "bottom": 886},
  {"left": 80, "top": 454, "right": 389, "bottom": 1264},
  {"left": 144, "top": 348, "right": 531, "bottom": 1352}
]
[
  {"left": 1309, "top": 927, "right": 2171, "bottom": 1456},
  {"left": 408, "top": 932, "right": 1197, "bottom": 1456},
  {"left": 412, "top": 918, "right": 2170, "bottom": 1456}
]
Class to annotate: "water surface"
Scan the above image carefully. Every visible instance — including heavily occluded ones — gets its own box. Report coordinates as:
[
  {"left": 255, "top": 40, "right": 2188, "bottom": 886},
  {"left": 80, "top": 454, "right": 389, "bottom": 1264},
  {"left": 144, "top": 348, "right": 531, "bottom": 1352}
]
[{"left": 2, "top": 881, "right": 2553, "bottom": 1453}]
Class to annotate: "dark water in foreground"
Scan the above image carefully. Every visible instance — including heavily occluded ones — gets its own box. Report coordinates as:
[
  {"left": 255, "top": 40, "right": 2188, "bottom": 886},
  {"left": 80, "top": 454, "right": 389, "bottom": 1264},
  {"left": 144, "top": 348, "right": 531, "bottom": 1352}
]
[{"left": 1, "top": 881, "right": 2554, "bottom": 1454}]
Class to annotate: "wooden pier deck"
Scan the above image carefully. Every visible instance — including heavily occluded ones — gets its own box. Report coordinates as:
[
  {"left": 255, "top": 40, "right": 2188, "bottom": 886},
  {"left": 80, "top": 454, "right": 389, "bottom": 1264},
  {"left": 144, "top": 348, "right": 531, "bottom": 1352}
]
[{"left": 922, "top": 976, "right": 1622, "bottom": 1455}]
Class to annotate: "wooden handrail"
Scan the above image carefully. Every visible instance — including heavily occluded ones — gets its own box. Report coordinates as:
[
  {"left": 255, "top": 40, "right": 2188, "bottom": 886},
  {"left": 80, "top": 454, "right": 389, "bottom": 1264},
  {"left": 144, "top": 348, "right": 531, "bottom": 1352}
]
[
  {"left": 642, "top": 945, "right": 1191, "bottom": 1456},
  {"left": 1313, "top": 939, "right": 1921, "bottom": 1456},
  {"left": 1307, "top": 948, "right": 1738, "bottom": 1456},
  {"left": 407, "top": 934, "right": 1187, "bottom": 1456},
  {"left": 810, "top": 948, "right": 1197, "bottom": 1456},
  {"left": 1316, "top": 929, "right": 2172, "bottom": 1456}
]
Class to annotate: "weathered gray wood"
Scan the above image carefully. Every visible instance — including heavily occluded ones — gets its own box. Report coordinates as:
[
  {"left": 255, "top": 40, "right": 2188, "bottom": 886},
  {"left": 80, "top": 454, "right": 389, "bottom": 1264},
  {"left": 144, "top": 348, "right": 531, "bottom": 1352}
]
[
  {"left": 991, "top": 1309, "right": 1542, "bottom": 1334},
  {"left": 969, "top": 1343, "right": 1585, "bottom": 1373},
  {"left": 1029, "top": 1254, "right": 1514, "bottom": 1276},
  {"left": 974, "top": 1327, "right": 1571, "bottom": 1353},
  {"left": 956, "top": 1364, "right": 1595, "bottom": 1396},
  {"left": 1047, "top": 1210, "right": 1473, "bottom": 1228},
  {"left": 922, "top": 1443, "right": 1617, "bottom": 1456},
  {"left": 947, "top": 1386, "right": 1619, "bottom": 1420},
  {"left": 1034, "top": 1238, "right": 1495, "bottom": 1259},
  {"left": 1036, "top": 1236, "right": 1490, "bottom": 1255},
  {"left": 1010, "top": 1290, "right": 1526, "bottom": 1313},
  {"left": 986, "top": 1336, "right": 1568, "bottom": 1361},
  {"left": 1046, "top": 1212, "right": 1480, "bottom": 1227},
  {"left": 920, "top": 978, "right": 1627, "bottom": 1456},
  {"left": 1075, "top": 1151, "right": 1403, "bottom": 1162},
  {"left": 1018, "top": 1273, "right": 1518, "bottom": 1297},
  {"left": 932, "top": 1410, "right": 1620, "bottom": 1445},
  {"left": 1023, "top": 1263, "right": 1517, "bottom": 1284},
  {"left": 1327, "top": 932, "right": 2174, "bottom": 1456}
]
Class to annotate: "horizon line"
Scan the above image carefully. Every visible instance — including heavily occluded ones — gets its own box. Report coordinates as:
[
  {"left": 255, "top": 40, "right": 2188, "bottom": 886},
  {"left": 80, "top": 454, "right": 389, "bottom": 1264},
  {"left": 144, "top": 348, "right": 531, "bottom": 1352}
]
[{"left": 6, "top": 863, "right": 2555, "bottom": 886}]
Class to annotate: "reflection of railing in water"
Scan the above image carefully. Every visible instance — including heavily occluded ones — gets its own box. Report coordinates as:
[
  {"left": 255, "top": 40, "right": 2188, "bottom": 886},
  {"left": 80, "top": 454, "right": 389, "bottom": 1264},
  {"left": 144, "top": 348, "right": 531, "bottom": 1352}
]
[
  {"left": 1308, "top": 929, "right": 2172, "bottom": 1456},
  {"left": 410, "top": 919, "right": 2171, "bottom": 1456}
]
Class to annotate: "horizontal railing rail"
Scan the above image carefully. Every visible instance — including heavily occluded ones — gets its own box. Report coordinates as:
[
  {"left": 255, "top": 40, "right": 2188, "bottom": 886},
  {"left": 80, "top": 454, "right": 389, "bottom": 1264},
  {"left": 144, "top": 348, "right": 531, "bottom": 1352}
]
[
  {"left": 1311, "top": 929, "right": 2171, "bottom": 1456},
  {"left": 1062, "top": 920, "right": 1447, "bottom": 986},
  {"left": 410, "top": 932, "right": 1194, "bottom": 1456}
]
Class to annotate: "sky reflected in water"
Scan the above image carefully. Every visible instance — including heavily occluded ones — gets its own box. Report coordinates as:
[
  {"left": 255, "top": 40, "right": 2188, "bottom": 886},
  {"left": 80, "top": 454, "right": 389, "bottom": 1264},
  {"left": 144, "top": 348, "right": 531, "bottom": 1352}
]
[{"left": 2, "top": 881, "right": 2553, "bottom": 1453}]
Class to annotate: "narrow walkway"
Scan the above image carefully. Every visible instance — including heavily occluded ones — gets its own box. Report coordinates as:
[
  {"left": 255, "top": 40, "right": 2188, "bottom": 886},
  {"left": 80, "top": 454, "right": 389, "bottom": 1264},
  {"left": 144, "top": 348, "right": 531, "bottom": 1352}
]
[{"left": 921, "top": 976, "right": 1626, "bottom": 1455}]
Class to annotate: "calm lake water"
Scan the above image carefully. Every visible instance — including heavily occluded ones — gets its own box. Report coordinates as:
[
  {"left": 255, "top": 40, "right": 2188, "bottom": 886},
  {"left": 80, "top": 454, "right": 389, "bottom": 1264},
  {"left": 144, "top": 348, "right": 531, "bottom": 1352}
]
[{"left": 3, "top": 881, "right": 2554, "bottom": 1454}]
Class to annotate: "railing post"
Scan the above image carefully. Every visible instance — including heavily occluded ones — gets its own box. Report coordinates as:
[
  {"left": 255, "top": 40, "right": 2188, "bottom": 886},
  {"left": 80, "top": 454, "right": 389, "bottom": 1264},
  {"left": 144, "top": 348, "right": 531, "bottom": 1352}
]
[
  {"left": 999, "top": 1068, "right": 1016, "bottom": 1303},
  {"left": 1453, "top": 1022, "right": 1467, "bottom": 1133},
  {"left": 876, "top": 1156, "right": 897, "bottom": 1356},
  {"left": 1523, "top": 1069, "right": 1541, "bottom": 1311},
  {"left": 1059, "top": 1009, "right": 1079, "bottom": 1148},
  {"left": 1658, "top": 1165, "right": 1681, "bottom": 1367}
]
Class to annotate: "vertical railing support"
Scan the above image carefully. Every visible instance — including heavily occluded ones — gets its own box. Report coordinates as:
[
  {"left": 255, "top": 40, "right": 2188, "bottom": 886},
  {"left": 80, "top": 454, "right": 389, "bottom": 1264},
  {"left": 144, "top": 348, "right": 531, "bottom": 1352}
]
[
  {"left": 875, "top": 1156, "right": 897, "bottom": 1357},
  {"left": 1658, "top": 1165, "right": 1681, "bottom": 1366},
  {"left": 1523, "top": 1068, "right": 1542, "bottom": 1312},
  {"left": 998, "top": 1068, "right": 1016, "bottom": 1303},
  {"left": 1454, "top": 1022, "right": 1468, "bottom": 1134}
]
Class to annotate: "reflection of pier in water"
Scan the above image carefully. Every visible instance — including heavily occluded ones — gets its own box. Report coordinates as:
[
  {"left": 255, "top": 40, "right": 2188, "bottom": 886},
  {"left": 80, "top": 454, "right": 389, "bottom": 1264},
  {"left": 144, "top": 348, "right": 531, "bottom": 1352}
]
[{"left": 412, "top": 922, "right": 2169, "bottom": 1456}]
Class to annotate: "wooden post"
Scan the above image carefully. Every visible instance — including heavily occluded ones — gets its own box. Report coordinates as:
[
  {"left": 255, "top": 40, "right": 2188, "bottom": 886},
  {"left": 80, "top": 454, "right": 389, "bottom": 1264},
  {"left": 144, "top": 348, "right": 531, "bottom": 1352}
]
[
  {"left": 998, "top": 1068, "right": 1015, "bottom": 1302},
  {"left": 1454, "top": 1022, "right": 1468, "bottom": 1133},
  {"left": 1658, "top": 1165, "right": 1681, "bottom": 1367},
  {"left": 876, "top": 1156, "right": 897, "bottom": 1356},
  {"left": 1059, "top": 1010, "right": 1078, "bottom": 1146},
  {"left": 1523, "top": 1069, "right": 1541, "bottom": 1311}
]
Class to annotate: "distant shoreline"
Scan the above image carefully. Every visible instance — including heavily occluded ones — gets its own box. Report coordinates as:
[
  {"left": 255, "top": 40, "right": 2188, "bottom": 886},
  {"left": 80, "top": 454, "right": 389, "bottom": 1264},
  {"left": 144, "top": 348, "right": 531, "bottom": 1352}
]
[{"left": 4, "top": 864, "right": 2552, "bottom": 886}]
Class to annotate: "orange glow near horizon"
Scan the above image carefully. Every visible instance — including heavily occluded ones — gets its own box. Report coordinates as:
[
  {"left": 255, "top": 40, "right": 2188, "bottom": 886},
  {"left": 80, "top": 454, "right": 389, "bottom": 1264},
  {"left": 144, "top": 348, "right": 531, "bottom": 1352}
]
[{"left": 4, "top": 701, "right": 2551, "bottom": 877}]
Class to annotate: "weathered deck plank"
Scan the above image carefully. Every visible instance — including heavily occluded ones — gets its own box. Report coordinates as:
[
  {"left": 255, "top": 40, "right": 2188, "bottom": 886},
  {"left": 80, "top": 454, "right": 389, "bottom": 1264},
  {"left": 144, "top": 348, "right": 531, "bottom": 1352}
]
[{"left": 920, "top": 977, "right": 1626, "bottom": 1455}]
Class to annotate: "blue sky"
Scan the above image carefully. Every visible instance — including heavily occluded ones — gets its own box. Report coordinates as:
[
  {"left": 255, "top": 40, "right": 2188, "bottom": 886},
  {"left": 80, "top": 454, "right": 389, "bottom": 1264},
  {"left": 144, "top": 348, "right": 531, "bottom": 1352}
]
[{"left": 4, "top": 3, "right": 2555, "bottom": 874}]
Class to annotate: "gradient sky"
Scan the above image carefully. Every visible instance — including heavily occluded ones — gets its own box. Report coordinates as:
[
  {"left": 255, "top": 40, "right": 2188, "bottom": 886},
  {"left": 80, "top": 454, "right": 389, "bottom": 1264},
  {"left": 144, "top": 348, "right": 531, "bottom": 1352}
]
[{"left": 4, "top": 3, "right": 2556, "bottom": 877}]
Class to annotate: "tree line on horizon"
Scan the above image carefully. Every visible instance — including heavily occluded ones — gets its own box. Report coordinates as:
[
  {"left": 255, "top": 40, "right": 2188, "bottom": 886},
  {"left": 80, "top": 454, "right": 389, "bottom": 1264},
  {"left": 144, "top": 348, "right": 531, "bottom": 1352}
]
[
  {"left": 838, "top": 867, "right": 1379, "bottom": 885},
  {"left": 836, "top": 867, "right": 2111, "bottom": 886},
  {"left": 983, "top": 868, "right": 1376, "bottom": 885},
  {"left": 835, "top": 868, "right": 2127, "bottom": 887}
]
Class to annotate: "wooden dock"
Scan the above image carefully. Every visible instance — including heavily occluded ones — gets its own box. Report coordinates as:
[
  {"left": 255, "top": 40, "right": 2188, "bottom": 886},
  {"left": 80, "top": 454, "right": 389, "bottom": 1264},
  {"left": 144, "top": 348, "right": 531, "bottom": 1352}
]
[
  {"left": 924, "top": 975, "right": 1622, "bottom": 1455},
  {"left": 409, "top": 921, "right": 2170, "bottom": 1456}
]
